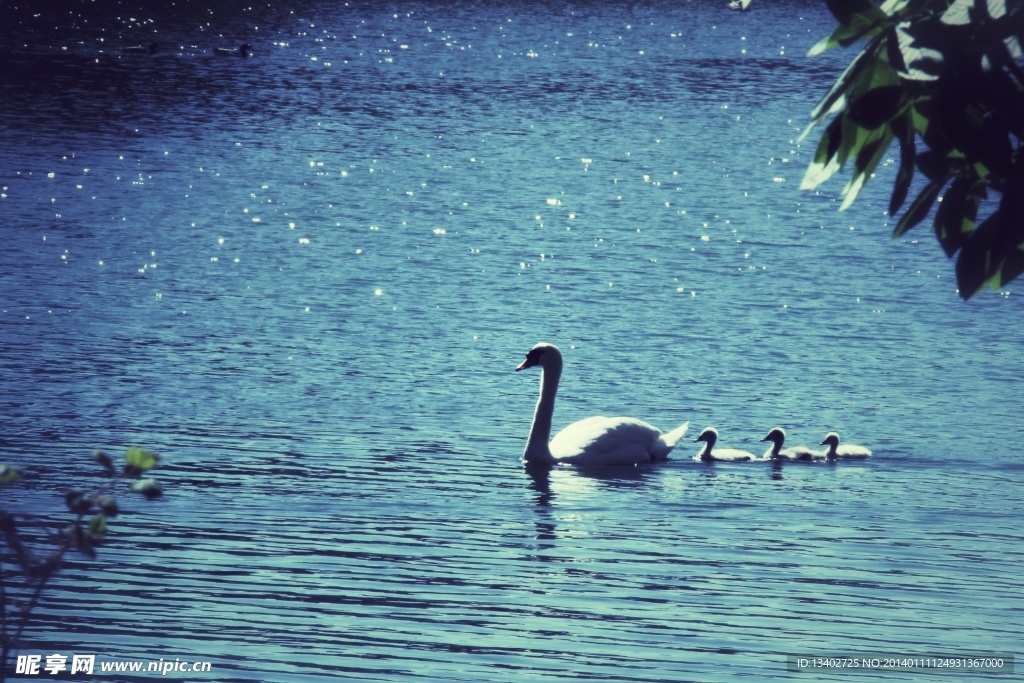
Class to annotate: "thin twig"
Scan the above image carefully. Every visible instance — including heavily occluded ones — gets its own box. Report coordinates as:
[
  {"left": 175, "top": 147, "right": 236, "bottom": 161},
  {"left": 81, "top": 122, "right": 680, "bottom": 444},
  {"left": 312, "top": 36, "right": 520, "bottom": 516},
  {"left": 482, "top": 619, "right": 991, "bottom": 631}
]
[{"left": 2, "top": 475, "right": 119, "bottom": 680}]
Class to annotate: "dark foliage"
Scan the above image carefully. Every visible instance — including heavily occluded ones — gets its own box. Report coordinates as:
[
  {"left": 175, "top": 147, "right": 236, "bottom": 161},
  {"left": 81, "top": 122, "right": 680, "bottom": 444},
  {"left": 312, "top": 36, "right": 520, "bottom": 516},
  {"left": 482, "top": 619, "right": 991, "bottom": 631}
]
[{"left": 803, "top": 0, "right": 1024, "bottom": 299}]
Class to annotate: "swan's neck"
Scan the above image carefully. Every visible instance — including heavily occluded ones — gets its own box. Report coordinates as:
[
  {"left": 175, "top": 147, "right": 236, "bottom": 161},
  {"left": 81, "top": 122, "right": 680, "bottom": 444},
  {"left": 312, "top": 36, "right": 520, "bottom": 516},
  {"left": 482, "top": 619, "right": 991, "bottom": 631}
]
[
  {"left": 699, "top": 434, "right": 717, "bottom": 461},
  {"left": 768, "top": 440, "right": 781, "bottom": 458},
  {"left": 524, "top": 360, "right": 561, "bottom": 464}
]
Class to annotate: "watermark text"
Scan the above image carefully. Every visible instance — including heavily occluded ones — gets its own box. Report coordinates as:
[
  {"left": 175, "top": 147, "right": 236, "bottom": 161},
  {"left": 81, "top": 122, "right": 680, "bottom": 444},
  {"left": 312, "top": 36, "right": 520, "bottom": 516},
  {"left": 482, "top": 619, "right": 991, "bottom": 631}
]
[
  {"left": 787, "top": 654, "right": 1014, "bottom": 673},
  {"left": 16, "top": 654, "right": 212, "bottom": 676}
]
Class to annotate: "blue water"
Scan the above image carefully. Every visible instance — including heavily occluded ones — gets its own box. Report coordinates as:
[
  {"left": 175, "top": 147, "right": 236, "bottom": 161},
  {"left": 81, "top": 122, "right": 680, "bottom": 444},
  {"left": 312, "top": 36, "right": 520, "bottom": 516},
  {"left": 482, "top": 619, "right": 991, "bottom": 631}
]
[{"left": 1, "top": 1, "right": 1022, "bottom": 681}]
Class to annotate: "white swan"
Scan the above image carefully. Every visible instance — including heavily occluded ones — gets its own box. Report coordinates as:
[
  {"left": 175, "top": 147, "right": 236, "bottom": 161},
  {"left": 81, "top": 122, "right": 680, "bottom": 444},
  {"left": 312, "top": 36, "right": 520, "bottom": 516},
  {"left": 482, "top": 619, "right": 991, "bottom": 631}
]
[
  {"left": 693, "top": 427, "right": 756, "bottom": 462},
  {"left": 761, "top": 428, "right": 824, "bottom": 461},
  {"left": 820, "top": 432, "right": 872, "bottom": 460},
  {"left": 516, "top": 343, "right": 689, "bottom": 466}
]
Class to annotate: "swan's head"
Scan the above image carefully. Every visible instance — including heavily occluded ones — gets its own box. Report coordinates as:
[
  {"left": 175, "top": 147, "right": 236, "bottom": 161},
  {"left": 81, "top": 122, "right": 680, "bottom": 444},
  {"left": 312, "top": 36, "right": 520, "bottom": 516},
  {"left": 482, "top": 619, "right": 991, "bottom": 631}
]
[
  {"left": 694, "top": 427, "right": 719, "bottom": 445},
  {"left": 762, "top": 428, "right": 785, "bottom": 445},
  {"left": 516, "top": 343, "right": 561, "bottom": 371},
  {"left": 820, "top": 432, "right": 841, "bottom": 448}
]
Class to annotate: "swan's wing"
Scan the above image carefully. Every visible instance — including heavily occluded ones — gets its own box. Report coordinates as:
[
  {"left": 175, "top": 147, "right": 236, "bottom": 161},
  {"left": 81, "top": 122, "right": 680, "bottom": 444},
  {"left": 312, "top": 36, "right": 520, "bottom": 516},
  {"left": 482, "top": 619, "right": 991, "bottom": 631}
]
[
  {"left": 836, "top": 445, "right": 872, "bottom": 459},
  {"left": 782, "top": 446, "right": 825, "bottom": 461},
  {"left": 558, "top": 441, "right": 654, "bottom": 466},
  {"left": 712, "top": 448, "right": 757, "bottom": 462},
  {"left": 651, "top": 421, "right": 689, "bottom": 460},
  {"left": 550, "top": 417, "right": 662, "bottom": 466}
]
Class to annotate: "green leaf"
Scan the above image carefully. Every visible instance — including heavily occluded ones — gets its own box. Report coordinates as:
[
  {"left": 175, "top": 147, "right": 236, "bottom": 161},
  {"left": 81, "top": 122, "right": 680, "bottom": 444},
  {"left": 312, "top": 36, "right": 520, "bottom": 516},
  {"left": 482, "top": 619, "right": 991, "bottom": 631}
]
[
  {"left": 125, "top": 447, "right": 159, "bottom": 473},
  {"left": 998, "top": 245, "right": 1024, "bottom": 287},
  {"left": 893, "top": 177, "right": 947, "bottom": 238},
  {"left": 808, "top": 10, "right": 888, "bottom": 57},
  {"left": 98, "top": 495, "right": 119, "bottom": 517},
  {"left": 851, "top": 48, "right": 901, "bottom": 100},
  {"left": 824, "top": 0, "right": 886, "bottom": 27},
  {"left": 916, "top": 150, "right": 956, "bottom": 182},
  {"left": 856, "top": 133, "right": 888, "bottom": 175},
  {"left": 837, "top": 116, "right": 875, "bottom": 169},
  {"left": 955, "top": 209, "right": 1003, "bottom": 298},
  {"left": 934, "top": 172, "right": 982, "bottom": 257},
  {"left": 840, "top": 127, "right": 894, "bottom": 210},
  {"left": 910, "top": 103, "right": 931, "bottom": 136},
  {"left": 0, "top": 463, "right": 24, "bottom": 485},
  {"left": 88, "top": 514, "right": 107, "bottom": 541},
  {"left": 65, "top": 488, "right": 92, "bottom": 515},
  {"left": 93, "top": 450, "right": 115, "bottom": 475},
  {"left": 994, "top": 182, "right": 1024, "bottom": 285},
  {"left": 885, "top": 25, "right": 908, "bottom": 73},
  {"left": 808, "top": 32, "right": 841, "bottom": 58},
  {"left": 64, "top": 522, "right": 96, "bottom": 559},
  {"left": 848, "top": 86, "right": 904, "bottom": 129},
  {"left": 889, "top": 116, "right": 917, "bottom": 215},
  {"left": 810, "top": 41, "right": 883, "bottom": 122},
  {"left": 801, "top": 116, "right": 845, "bottom": 189},
  {"left": 975, "top": 126, "right": 1014, "bottom": 176},
  {"left": 131, "top": 478, "right": 163, "bottom": 499},
  {"left": 955, "top": 175, "right": 1024, "bottom": 297},
  {"left": 878, "top": 0, "right": 911, "bottom": 12}
]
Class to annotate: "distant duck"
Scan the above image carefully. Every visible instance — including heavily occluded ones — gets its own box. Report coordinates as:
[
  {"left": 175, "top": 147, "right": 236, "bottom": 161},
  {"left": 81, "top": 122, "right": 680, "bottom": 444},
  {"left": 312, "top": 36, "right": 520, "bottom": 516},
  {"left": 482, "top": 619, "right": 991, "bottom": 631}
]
[
  {"left": 215, "top": 43, "right": 252, "bottom": 57},
  {"left": 761, "top": 428, "right": 824, "bottom": 461},
  {"left": 694, "top": 427, "right": 757, "bottom": 462},
  {"left": 820, "top": 432, "right": 872, "bottom": 460},
  {"left": 728, "top": 0, "right": 752, "bottom": 10},
  {"left": 516, "top": 343, "right": 690, "bottom": 466},
  {"left": 124, "top": 42, "right": 159, "bottom": 55}
]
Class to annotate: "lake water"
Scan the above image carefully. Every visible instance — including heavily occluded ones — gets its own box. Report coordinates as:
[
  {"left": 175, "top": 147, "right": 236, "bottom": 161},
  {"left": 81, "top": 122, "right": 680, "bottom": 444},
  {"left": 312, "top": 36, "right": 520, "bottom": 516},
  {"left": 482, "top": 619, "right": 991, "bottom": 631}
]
[{"left": 2, "top": 1, "right": 1022, "bottom": 681}]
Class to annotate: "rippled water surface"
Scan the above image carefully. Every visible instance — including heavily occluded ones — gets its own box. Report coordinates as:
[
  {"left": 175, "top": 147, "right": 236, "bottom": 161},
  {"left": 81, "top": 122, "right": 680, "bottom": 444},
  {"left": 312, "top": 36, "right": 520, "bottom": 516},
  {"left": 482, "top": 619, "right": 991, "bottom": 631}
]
[{"left": 2, "top": 1, "right": 1022, "bottom": 681}]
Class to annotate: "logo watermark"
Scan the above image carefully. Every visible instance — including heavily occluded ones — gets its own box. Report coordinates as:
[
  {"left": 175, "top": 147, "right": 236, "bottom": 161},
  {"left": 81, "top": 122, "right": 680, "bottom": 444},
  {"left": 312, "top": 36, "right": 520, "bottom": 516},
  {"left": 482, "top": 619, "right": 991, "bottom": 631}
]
[{"left": 15, "top": 654, "right": 212, "bottom": 676}]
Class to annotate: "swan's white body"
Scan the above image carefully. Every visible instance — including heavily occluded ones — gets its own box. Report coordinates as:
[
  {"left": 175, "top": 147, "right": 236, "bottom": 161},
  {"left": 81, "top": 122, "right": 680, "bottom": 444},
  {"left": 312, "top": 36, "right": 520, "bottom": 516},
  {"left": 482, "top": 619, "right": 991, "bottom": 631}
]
[
  {"left": 517, "top": 343, "right": 689, "bottom": 466},
  {"left": 761, "top": 428, "right": 824, "bottom": 461},
  {"left": 821, "top": 432, "right": 872, "bottom": 460},
  {"left": 693, "top": 427, "right": 756, "bottom": 462}
]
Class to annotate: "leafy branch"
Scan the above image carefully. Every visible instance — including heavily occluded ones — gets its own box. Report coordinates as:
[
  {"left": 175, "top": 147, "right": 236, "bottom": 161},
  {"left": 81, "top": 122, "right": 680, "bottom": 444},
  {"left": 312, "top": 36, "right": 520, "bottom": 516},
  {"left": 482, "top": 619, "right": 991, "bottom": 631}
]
[
  {"left": 802, "top": 0, "right": 1024, "bottom": 299},
  {"left": 1, "top": 448, "right": 162, "bottom": 682}
]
